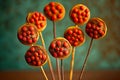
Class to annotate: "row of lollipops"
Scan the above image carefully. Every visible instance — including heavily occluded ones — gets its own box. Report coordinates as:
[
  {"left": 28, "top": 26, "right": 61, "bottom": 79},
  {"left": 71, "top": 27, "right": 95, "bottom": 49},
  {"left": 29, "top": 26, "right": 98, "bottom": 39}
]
[{"left": 17, "top": 1, "right": 107, "bottom": 80}]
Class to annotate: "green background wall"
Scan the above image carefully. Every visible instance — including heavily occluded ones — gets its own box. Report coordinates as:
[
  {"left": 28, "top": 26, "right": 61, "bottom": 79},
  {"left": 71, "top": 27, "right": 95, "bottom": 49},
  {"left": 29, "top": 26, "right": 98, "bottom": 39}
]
[{"left": 0, "top": 0, "right": 120, "bottom": 70}]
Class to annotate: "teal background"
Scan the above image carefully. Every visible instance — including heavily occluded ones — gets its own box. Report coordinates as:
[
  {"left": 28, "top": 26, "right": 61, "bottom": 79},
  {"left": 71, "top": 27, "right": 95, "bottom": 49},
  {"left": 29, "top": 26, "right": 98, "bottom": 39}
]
[{"left": 0, "top": 0, "right": 120, "bottom": 70}]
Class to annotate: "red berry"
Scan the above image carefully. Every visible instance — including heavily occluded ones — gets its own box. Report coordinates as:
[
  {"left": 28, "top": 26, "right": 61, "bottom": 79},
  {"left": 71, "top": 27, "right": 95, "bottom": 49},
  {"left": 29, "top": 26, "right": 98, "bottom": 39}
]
[
  {"left": 22, "top": 32, "right": 27, "bottom": 37},
  {"left": 73, "top": 17, "right": 78, "bottom": 23},
  {"left": 34, "top": 52, "right": 39, "bottom": 56},
  {"left": 37, "top": 61, "right": 41, "bottom": 66},
  {"left": 32, "top": 38, "right": 37, "bottom": 42},
  {"left": 80, "top": 6, "right": 84, "bottom": 10},
  {"left": 63, "top": 42, "right": 69, "bottom": 48},
  {"left": 68, "top": 30, "right": 73, "bottom": 35},
  {"left": 50, "top": 42, "right": 56, "bottom": 49},
  {"left": 26, "top": 52, "right": 32, "bottom": 56},
  {"left": 30, "top": 18, "right": 34, "bottom": 23},
  {"left": 73, "top": 8, "right": 79, "bottom": 13},
  {"left": 36, "top": 57, "right": 40, "bottom": 61},
  {"left": 56, "top": 5, "right": 62, "bottom": 10},
  {"left": 26, "top": 58, "right": 31, "bottom": 63},
  {"left": 45, "top": 6, "right": 50, "bottom": 11},
  {"left": 42, "top": 55, "right": 47, "bottom": 60},
  {"left": 58, "top": 52, "right": 63, "bottom": 56},
  {"left": 64, "top": 50, "right": 69, "bottom": 55},
  {"left": 56, "top": 40, "right": 61, "bottom": 47},
  {"left": 23, "top": 37, "right": 27, "bottom": 41},
  {"left": 49, "top": 2, "right": 55, "bottom": 7},
  {"left": 31, "top": 56, "right": 35, "bottom": 60},
  {"left": 52, "top": 15, "right": 57, "bottom": 21},
  {"left": 28, "top": 39, "right": 32, "bottom": 44},
  {"left": 22, "top": 26, "right": 27, "bottom": 32},
  {"left": 30, "top": 47, "right": 35, "bottom": 52},
  {"left": 53, "top": 52, "right": 57, "bottom": 57},
  {"left": 32, "top": 61, "right": 36, "bottom": 65},
  {"left": 38, "top": 50, "right": 43, "bottom": 55},
  {"left": 29, "top": 26, "right": 34, "bottom": 31}
]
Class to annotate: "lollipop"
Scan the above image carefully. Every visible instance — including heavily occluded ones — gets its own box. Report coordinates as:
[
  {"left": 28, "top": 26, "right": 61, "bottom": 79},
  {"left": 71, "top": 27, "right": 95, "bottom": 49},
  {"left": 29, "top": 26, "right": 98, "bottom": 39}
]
[
  {"left": 79, "top": 17, "right": 107, "bottom": 80},
  {"left": 44, "top": 2, "right": 66, "bottom": 80},
  {"left": 26, "top": 12, "right": 47, "bottom": 31},
  {"left": 25, "top": 45, "right": 48, "bottom": 66},
  {"left": 85, "top": 17, "right": 107, "bottom": 39},
  {"left": 64, "top": 26, "right": 85, "bottom": 47},
  {"left": 64, "top": 26, "right": 85, "bottom": 80},
  {"left": 70, "top": 4, "right": 90, "bottom": 25},
  {"left": 17, "top": 23, "right": 39, "bottom": 45},
  {"left": 49, "top": 37, "right": 72, "bottom": 59},
  {"left": 44, "top": 2, "right": 65, "bottom": 21},
  {"left": 25, "top": 45, "right": 48, "bottom": 80}
]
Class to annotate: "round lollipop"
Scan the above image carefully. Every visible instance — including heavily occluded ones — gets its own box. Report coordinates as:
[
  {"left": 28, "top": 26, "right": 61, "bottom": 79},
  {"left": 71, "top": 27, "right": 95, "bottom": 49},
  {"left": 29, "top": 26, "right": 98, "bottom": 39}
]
[
  {"left": 79, "top": 17, "right": 107, "bottom": 80},
  {"left": 17, "top": 23, "right": 39, "bottom": 45},
  {"left": 26, "top": 11, "right": 47, "bottom": 32},
  {"left": 25, "top": 45, "right": 48, "bottom": 66},
  {"left": 64, "top": 26, "right": 85, "bottom": 80},
  {"left": 49, "top": 37, "right": 72, "bottom": 59},
  {"left": 44, "top": 2, "right": 65, "bottom": 21},
  {"left": 25, "top": 45, "right": 48, "bottom": 80},
  {"left": 64, "top": 26, "right": 85, "bottom": 47},
  {"left": 70, "top": 4, "right": 90, "bottom": 25},
  {"left": 85, "top": 17, "right": 107, "bottom": 39}
]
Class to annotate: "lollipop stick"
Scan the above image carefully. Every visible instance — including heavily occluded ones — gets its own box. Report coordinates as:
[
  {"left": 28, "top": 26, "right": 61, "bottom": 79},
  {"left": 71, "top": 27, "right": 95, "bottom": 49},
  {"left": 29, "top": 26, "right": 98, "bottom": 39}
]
[
  {"left": 79, "top": 38, "right": 93, "bottom": 80},
  {"left": 40, "top": 66, "right": 48, "bottom": 80},
  {"left": 61, "top": 59, "right": 64, "bottom": 80},
  {"left": 53, "top": 21, "right": 61, "bottom": 80},
  {"left": 69, "top": 47, "right": 75, "bottom": 80},
  {"left": 39, "top": 32, "right": 56, "bottom": 80}
]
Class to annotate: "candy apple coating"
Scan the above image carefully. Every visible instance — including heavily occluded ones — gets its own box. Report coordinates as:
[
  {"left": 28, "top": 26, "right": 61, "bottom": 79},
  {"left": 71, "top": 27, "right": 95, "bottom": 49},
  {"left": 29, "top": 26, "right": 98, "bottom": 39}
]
[
  {"left": 44, "top": 2, "right": 65, "bottom": 21},
  {"left": 26, "top": 11, "right": 47, "bottom": 31},
  {"left": 64, "top": 26, "right": 85, "bottom": 47},
  {"left": 49, "top": 37, "right": 72, "bottom": 59},
  {"left": 70, "top": 4, "right": 90, "bottom": 25},
  {"left": 85, "top": 18, "right": 107, "bottom": 39},
  {"left": 17, "top": 23, "right": 39, "bottom": 45},
  {"left": 25, "top": 45, "right": 48, "bottom": 66}
]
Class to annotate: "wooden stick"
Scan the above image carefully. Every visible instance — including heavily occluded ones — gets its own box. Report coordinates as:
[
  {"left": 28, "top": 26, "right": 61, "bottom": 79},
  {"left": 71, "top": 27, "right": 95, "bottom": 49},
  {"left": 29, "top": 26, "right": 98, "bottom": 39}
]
[
  {"left": 53, "top": 21, "right": 61, "bottom": 80},
  {"left": 61, "top": 59, "right": 64, "bottom": 80},
  {"left": 40, "top": 66, "right": 48, "bottom": 80},
  {"left": 39, "top": 32, "right": 56, "bottom": 80},
  {"left": 79, "top": 38, "right": 93, "bottom": 80},
  {"left": 69, "top": 47, "right": 75, "bottom": 80}
]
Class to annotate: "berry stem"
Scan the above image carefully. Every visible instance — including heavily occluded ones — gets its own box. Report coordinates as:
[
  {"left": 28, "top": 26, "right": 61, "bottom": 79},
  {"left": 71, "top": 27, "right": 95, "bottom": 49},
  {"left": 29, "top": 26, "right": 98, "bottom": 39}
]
[
  {"left": 39, "top": 32, "right": 56, "bottom": 80},
  {"left": 69, "top": 47, "right": 75, "bottom": 80},
  {"left": 79, "top": 38, "right": 93, "bottom": 80},
  {"left": 40, "top": 66, "right": 48, "bottom": 80},
  {"left": 53, "top": 21, "right": 61, "bottom": 80}
]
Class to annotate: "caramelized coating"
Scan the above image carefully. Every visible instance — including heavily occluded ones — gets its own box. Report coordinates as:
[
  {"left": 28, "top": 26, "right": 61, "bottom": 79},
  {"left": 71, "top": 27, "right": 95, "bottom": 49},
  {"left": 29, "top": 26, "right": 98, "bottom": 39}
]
[
  {"left": 17, "top": 23, "right": 39, "bottom": 45},
  {"left": 44, "top": 2, "right": 65, "bottom": 21},
  {"left": 49, "top": 37, "right": 71, "bottom": 59},
  {"left": 25, "top": 45, "right": 48, "bottom": 66},
  {"left": 85, "top": 18, "right": 107, "bottom": 39}
]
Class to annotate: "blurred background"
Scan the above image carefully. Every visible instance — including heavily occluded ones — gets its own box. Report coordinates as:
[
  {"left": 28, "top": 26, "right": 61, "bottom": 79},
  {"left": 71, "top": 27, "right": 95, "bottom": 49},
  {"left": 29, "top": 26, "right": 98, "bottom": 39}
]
[{"left": 0, "top": 0, "right": 120, "bottom": 71}]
